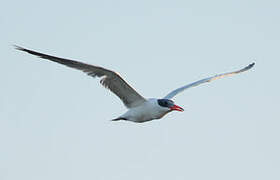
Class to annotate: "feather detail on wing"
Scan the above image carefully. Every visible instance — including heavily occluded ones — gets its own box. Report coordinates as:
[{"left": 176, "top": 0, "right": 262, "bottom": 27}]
[
  {"left": 164, "top": 63, "right": 255, "bottom": 99},
  {"left": 15, "top": 46, "right": 146, "bottom": 108}
]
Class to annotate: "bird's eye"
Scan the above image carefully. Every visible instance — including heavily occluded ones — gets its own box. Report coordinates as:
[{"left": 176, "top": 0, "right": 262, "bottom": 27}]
[{"left": 158, "top": 99, "right": 169, "bottom": 107}]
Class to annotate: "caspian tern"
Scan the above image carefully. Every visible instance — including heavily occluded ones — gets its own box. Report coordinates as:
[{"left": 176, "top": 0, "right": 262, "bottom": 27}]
[{"left": 15, "top": 46, "right": 255, "bottom": 123}]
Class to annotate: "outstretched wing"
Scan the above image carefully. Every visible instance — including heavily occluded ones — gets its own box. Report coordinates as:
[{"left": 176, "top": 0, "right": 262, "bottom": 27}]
[
  {"left": 15, "top": 46, "right": 146, "bottom": 108},
  {"left": 164, "top": 63, "right": 255, "bottom": 99}
]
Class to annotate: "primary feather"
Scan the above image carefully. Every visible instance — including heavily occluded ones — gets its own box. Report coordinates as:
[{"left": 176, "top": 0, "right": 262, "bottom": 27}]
[
  {"left": 164, "top": 63, "right": 255, "bottom": 99},
  {"left": 15, "top": 46, "right": 146, "bottom": 108}
]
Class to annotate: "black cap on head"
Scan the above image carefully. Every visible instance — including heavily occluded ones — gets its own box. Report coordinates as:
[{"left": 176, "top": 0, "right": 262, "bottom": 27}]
[{"left": 157, "top": 99, "right": 174, "bottom": 108}]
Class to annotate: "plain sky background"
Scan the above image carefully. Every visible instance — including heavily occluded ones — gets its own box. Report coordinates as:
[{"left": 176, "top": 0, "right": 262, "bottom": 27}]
[{"left": 1, "top": 0, "right": 279, "bottom": 179}]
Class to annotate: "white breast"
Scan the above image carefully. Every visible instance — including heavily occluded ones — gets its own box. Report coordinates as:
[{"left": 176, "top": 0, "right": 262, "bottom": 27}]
[{"left": 121, "top": 98, "right": 170, "bottom": 123}]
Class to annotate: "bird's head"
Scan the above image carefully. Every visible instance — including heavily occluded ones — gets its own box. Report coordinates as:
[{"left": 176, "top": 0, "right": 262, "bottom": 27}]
[{"left": 157, "top": 99, "right": 184, "bottom": 112}]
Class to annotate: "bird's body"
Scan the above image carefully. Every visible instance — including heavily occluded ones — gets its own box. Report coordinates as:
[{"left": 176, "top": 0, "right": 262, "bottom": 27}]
[
  {"left": 115, "top": 98, "right": 172, "bottom": 123},
  {"left": 15, "top": 46, "right": 254, "bottom": 123}
]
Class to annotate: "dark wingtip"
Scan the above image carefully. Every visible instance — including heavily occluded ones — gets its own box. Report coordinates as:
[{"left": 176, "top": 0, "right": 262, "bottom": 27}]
[
  {"left": 243, "top": 62, "right": 255, "bottom": 71},
  {"left": 14, "top": 45, "right": 26, "bottom": 52},
  {"left": 249, "top": 62, "right": 255, "bottom": 67}
]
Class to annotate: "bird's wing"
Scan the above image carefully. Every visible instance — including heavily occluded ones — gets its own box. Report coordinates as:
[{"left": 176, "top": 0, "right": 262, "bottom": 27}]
[
  {"left": 15, "top": 46, "right": 146, "bottom": 108},
  {"left": 163, "top": 63, "right": 255, "bottom": 99}
]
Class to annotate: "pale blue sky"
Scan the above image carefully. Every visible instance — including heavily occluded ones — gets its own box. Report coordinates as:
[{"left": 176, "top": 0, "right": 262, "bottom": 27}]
[{"left": 1, "top": 0, "right": 279, "bottom": 179}]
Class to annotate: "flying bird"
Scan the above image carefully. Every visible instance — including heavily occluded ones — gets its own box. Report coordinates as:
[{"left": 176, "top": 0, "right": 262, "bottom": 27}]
[{"left": 15, "top": 46, "right": 255, "bottom": 123}]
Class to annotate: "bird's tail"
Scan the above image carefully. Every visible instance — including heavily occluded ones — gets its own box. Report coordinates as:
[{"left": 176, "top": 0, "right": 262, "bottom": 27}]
[{"left": 111, "top": 117, "right": 127, "bottom": 121}]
